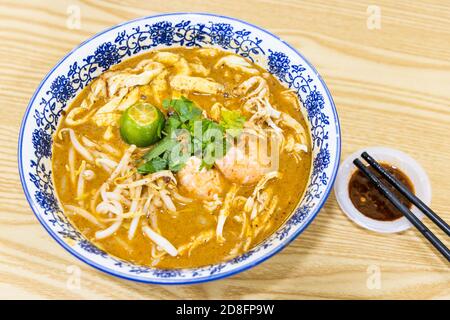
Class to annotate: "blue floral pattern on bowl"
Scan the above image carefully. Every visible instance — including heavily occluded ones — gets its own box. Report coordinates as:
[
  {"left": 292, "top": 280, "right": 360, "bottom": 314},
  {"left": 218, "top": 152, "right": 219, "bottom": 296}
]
[{"left": 18, "top": 13, "right": 340, "bottom": 284}]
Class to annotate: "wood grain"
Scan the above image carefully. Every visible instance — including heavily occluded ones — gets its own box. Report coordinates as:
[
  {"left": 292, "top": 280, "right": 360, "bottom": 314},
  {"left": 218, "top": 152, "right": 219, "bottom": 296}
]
[{"left": 1, "top": 0, "right": 449, "bottom": 299}]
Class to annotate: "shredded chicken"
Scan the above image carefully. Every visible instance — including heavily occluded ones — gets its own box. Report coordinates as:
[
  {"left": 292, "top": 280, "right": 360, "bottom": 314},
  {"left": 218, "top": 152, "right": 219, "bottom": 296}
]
[
  {"left": 235, "top": 76, "right": 308, "bottom": 159},
  {"left": 178, "top": 230, "right": 215, "bottom": 256},
  {"left": 216, "top": 184, "right": 239, "bottom": 242},
  {"left": 244, "top": 171, "right": 280, "bottom": 220},
  {"left": 215, "top": 55, "right": 259, "bottom": 75},
  {"left": 152, "top": 51, "right": 180, "bottom": 65},
  {"left": 197, "top": 48, "right": 220, "bottom": 58},
  {"left": 170, "top": 75, "right": 224, "bottom": 94}
]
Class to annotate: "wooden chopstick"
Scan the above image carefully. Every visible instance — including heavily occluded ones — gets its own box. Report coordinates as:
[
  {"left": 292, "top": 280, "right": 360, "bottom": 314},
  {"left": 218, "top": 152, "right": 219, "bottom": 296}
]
[
  {"left": 353, "top": 158, "right": 450, "bottom": 262},
  {"left": 361, "top": 152, "right": 450, "bottom": 237}
]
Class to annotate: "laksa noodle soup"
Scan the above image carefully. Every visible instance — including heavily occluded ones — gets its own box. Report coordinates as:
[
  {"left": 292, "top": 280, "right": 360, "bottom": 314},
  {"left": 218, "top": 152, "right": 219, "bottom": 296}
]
[{"left": 52, "top": 48, "right": 312, "bottom": 268}]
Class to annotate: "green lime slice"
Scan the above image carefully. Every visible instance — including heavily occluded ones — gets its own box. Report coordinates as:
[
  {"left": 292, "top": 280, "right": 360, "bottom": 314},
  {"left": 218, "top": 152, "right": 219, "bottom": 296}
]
[{"left": 120, "top": 102, "right": 165, "bottom": 147}]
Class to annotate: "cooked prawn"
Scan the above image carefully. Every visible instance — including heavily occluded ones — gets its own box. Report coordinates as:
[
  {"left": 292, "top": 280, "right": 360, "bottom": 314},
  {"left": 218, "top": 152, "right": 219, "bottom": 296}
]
[
  {"left": 177, "top": 156, "right": 224, "bottom": 200},
  {"left": 215, "top": 130, "right": 277, "bottom": 185}
]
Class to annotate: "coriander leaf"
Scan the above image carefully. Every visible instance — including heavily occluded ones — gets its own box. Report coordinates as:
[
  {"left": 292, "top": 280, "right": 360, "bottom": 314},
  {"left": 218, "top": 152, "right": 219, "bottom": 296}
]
[
  {"left": 168, "top": 162, "right": 185, "bottom": 172},
  {"left": 139, "top": 97, "right": 240, "bottom": 175},
  {"left": 167, "top": 140, "right": 191, "bottom": 172},
  {"left": 201, "top": 141, "right": 224, "bottom": 169},
  {"left": 202, "top": 119, "right": 224, "bottom": 139},
  {"left": 142, "top": 137, "right": 177, "bottom": 161},
  {"left": 220, "top": 108, "right": 246, "bottom": 137},
  {"left": 137, "top": 157, "right": 168, "bottom": 174},
  {"left": 165, "top": 96, "right": 202, "bottom": 122},
  {"left": 164, "top": 115, "right": 182, "bottom": 136},
  {"left": 220, "top": 108, "right": 246, "bottom": 128}
]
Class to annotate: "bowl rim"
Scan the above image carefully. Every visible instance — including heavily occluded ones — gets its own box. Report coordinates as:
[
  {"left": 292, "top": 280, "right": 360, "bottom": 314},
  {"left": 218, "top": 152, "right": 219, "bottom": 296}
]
[{"left": 18, "top": 12, "right": 341, "bottom": 285}]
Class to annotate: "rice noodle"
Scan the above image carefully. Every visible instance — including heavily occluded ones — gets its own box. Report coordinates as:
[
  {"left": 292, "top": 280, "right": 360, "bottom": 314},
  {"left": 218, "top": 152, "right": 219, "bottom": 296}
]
[
  {"left": 129, "top": 190, "right": 140, "bottom": 213},
  {"left": 68, "top": 146, "right": 76, "bottom": 185},
  {"left": 96, "top": 158, "right": 118, "bottom": 172},
  {"left": 114, "top": 237, "right": 133, "bottom": 253},
  {"left": 90, "top": 188, "right": 101, "bottom": 213},
  {"left": 149, "top": 207, "right": 158, "bottom": 230},
  {"left": 126, "top": 186, "right": 142, "bottom": 240},
  {"left": 128, "top": 215, "right": 141, "bottom": 240},
  {"left": 227, "top": 241, "right": 244, "bottom": 260},
  {"left": 101, "top": 144, "right": 121, "bottom": 158},
  {"left": 106, "top": 144, "right": 136, "bottom": 184},
  {"left": 65, "top": 205, "right": 102, "bottom": 226},
  {"left": 76, "top": 161, "right": 86, "bottom": 202},
  {"left": 60, "top": 175, "right": 68, "bottom": 195},
  {"left": 150, "top": 257, "right": 161, "bottom": 267},
  {"left": 117, "top": 170, "right": 176, "bottom": 189},
  {"left": 152, "top": 229, "right": 215, "bottom": 259},
  {"left": 61, "top": 128, "right": 94, "bottom": 162},
  {"left": 151, "top": 244, "right": 166, "bottom": 260},
  {"left": 153, "top": 195, "right": 163, "bottom": 208},
  {"left": 100, "top": 183, "right": 108, "bottom": 202},
  {"left": 159, "top": 190, "right": 176, "bottom": 212},
  {"left": 171, "top": 191, "right": 193, "bottom": 203},
  {"left": 81, "top": 136, "right": 97, "bottom": 148},
  {"left": 103, "top": 191, "right": 129, "bottom": 205},
  {"left": 142, "top": 225, "right": 178, "bottom": 256},
  {"left": 95, "top": 219, "right": 123, "bottom": 239},
  {"left": 142, "top": 193, "right": 154, "bottom": 214},
  {"left": 83, "top": 169, "right": 95, "bottom": 181},
  {"left": 96, "top": 200, "right": 123, "bottom": 216},
  {"left": 110, "top": 200, "right": 124, "bottom": 216}
]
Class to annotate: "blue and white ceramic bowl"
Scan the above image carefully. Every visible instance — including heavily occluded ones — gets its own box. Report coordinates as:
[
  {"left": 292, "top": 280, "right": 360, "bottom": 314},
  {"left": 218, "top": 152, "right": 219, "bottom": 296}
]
[{"left": 18, "top": 13, "right": 341, "bottom": 284}]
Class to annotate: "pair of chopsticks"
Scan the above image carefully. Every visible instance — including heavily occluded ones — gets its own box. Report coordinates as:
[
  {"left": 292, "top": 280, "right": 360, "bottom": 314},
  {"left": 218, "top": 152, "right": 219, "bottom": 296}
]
[{"left": 353, "top": 152, "right": 450, "bottom": 262}]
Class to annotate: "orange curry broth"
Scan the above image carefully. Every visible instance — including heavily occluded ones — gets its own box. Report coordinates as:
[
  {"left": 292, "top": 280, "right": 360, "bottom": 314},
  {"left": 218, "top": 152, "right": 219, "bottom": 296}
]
[{"left": 52, "top": 48, "right": 312, "bottom": 268}]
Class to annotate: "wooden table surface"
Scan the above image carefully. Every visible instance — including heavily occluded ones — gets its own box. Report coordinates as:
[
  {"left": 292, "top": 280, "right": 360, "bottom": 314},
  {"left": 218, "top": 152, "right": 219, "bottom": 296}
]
[{"left": 1, "top": 0, "right": 449, "bottom": 300}]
